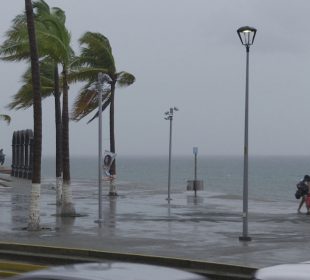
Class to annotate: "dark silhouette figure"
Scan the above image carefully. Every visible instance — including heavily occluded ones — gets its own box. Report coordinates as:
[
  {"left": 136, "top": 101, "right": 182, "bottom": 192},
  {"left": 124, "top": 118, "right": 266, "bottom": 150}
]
[
  {"left": 0, "top": 149, "right": 5, "bottom": 165},
  {"left": 297, "top": 175, "right": 310, "bottom": 213}
]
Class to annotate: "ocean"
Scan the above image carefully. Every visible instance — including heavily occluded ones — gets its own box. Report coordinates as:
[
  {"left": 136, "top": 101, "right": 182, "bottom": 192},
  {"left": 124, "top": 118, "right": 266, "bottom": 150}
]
[{"left": 30, "top": 155, "right": 310, "bottom": 203}]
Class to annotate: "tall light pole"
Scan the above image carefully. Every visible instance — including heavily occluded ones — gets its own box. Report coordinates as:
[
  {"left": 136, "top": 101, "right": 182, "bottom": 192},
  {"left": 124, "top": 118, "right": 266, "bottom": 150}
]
[
  {"left": 237, "top": 26, "right": 257, "bottom": 241},
  {"left": 95, "top": 72, "right": 111, "bottom": 224},
  {"left": 193, "top": 147, "right": 198, "bottom": 198},
  {"left": 164, "top": 107, "right": 178, "bottom": 203}
]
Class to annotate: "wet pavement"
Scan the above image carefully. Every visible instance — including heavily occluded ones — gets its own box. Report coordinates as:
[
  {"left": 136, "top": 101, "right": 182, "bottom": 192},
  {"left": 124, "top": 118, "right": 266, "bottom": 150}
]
[{"left": 0, "top": 172, "right": 309, "bottom": 269}]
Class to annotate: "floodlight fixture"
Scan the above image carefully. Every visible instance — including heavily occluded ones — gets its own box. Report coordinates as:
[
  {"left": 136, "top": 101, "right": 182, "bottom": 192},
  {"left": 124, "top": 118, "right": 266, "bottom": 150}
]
[
  {"left": 164, "top": 106, "right": 179, "bottom": 203},
  {"left": 98, "top": 73, "right": 112, "bottom": 84}
]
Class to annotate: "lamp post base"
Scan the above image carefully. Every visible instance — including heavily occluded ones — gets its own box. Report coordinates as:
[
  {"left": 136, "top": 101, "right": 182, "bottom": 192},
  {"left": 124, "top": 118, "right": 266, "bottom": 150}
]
[
  {"left": 239, "top": 236, "right": 252, "bottom": 242},
  {"left": 94, "top": 219, "right": 104, "bottom": 224}
]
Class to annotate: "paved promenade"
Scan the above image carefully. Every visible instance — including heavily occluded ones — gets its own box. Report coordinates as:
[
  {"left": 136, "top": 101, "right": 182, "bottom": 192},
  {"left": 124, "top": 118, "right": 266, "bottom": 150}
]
[{"left": 0, "top": 171, "right": 309, "bottom": 269}]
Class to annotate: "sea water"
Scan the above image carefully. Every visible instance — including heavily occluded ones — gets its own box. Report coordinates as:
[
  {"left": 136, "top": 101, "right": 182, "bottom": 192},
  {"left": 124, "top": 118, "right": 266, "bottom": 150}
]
[{"left": 33, "top": 155, "right": 310, "bottom": 203}]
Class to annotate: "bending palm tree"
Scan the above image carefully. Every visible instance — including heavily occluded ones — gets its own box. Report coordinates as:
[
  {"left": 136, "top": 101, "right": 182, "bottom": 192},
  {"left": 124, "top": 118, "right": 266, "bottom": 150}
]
[
  {"left": 25, "top": 0, "right": 42, "bottom": 231},
  {"left": 71, "top": 32, "right": 135, "bottom": 175},
  {"left": 33, "top": 0, "right": 75, "bottom": 215}
]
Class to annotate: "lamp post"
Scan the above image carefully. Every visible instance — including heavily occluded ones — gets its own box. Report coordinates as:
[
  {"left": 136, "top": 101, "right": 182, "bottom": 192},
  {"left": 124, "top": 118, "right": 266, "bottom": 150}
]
[
  {"left": 95, "top": 72, "right": 111, "bottom": 224},
  {"left": 164, "top": 107, "right": 178, "bottom": 203},
  {"left": 237, "top": 26, "right": 257, "bottom": 242},
  {"left": 193, "top": 147, "right": 198, "bottom": 197}
]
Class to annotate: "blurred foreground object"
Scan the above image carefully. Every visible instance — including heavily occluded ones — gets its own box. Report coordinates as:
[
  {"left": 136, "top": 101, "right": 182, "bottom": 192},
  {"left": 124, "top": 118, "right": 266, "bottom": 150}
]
[
  {"left": 254, "top": 261, "right": 310, "bottom": 280},
  {"left": 9, "top": 262, "right": 207, "bottom": 280}
]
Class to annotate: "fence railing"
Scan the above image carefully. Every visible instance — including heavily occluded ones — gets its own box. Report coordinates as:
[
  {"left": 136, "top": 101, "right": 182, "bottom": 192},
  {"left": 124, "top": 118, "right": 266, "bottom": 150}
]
[{"left": 11, "top": 130, "right": 33, "bottom": 179}]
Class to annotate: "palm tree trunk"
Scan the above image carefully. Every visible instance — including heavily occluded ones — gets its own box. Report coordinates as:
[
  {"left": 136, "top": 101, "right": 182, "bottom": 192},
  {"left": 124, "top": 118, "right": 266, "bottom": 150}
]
[
  {"left": 61, "top": 68, "right": 76, "bottom": 216},
  {"left": 54, "top": 64, "right": 62, "bottom": 206},
  {"left": 109, "top": 80, "right": 116, "bottom": 176},
  {"left": 25, "top": 0, "right": 42, "bottom": 231}
]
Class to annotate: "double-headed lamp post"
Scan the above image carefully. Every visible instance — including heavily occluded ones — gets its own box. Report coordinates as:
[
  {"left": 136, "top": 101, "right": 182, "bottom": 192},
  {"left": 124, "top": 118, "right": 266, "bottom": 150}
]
[
  {"left": 237, "top": 26, "right": 257, "bottom": 242},
  {"left": 164, "top": 107, "right": 178, "bottom": 203}
]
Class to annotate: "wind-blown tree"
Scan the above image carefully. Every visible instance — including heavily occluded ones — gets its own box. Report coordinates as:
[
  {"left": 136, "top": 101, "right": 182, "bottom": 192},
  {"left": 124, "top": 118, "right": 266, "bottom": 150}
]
[
  {"left": 34, "top": 0, "right": 64, "bottom": 206},
  {"left": 71, "top": 32, "right": 135, "bottom": 175},
  {"left": 31, "top": 0, "right": 76, "bottom": 215},
  {"left": 0, "top": 114, "right": 11, "bottom": 124},
  {"left": 25, "top": 0, "right": 42, "bottom": 231},
  {"left": 0, "top": 0, "right": 76, "bottom": 214}
]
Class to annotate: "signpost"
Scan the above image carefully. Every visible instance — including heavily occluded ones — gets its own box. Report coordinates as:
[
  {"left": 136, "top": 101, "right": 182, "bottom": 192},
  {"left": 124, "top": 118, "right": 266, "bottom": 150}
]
[
  {"left": 187, "top": 147, "right": 203, "bottom": 196},
  {"left": 193, "top": 147, "right": 198, "bottom": 197}
]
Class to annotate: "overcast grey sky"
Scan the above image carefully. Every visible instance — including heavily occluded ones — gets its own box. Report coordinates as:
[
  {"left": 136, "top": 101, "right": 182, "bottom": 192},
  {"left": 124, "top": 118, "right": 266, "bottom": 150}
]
[{"left": 1, "top": 0, "right": 310, "bottom": 157}]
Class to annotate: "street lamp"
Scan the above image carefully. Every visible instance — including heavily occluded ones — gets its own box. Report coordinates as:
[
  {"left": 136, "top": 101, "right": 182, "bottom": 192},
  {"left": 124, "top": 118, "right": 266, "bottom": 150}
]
[
  {"left": 95, "top": 72, "right": 111, "bottom": 224},
  {"left": 164, "top": 107, "right": 178, "bottom": 202},
  {"left": 237, "top": 26, "right": 257, "bottom": 242}
]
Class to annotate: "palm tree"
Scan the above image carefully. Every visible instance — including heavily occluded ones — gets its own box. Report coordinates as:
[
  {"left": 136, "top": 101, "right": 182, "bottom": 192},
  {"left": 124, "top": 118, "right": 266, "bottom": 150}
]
[
  {"left": 36, "top": 1, "right": 75, "bottom": 215},
  {"left": 71, "top": 32, "right": 135, "bottom": 175},
  {"left": 25, "top": 0, "right": 42, "bottom": 231},
  {"left": 1, "top": 0, "right": 76, "bottom": 214},
  {"left": 0, "top": 114, "right": 11, "bottom": 124},
  {"left": 33, "top": 0, "right": 65, "bottom": 206},
  {"left": 32, "top": 0, "right": 75, "bottom": 215}
]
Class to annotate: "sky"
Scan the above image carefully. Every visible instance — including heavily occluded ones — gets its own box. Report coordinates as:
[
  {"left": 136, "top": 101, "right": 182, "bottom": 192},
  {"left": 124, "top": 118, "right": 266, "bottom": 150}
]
[{"left": 1, "top": 0, "right": 310, "bottom": 157}]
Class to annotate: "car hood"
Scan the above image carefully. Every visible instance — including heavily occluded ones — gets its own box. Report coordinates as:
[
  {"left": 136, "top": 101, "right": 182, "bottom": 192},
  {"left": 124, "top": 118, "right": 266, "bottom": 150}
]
[
  {"left": 255, "top": 263, "right": 310, "bottom": 280},
  {"left": 10, "top": 262, "right": 206, "bottom": 280}
]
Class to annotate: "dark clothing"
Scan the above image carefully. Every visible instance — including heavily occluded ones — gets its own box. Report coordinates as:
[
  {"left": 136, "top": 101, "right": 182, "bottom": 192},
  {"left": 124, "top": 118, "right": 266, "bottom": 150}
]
[
  {"left": 0, "top": 151, "right": 5, "bottom": 165},
  {"left": 297, "top": 181, "right": 309, "bottom": 196}
]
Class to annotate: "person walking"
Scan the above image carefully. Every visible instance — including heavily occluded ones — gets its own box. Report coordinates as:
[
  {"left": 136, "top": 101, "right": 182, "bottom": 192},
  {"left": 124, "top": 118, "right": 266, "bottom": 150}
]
[
  {"left": 0, "top": 149, "right": 5, "bottom": 165},
  {"left": 297, "top": 175, "right": 310, "bottom": 214}
]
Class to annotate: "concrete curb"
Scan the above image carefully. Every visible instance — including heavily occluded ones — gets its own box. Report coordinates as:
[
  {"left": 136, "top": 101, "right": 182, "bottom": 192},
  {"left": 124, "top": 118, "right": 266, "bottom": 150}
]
[
  {"left": 0, "top": 261, "right": 46, "bottom": 272},
  {"left": 0, "top": 261, "right": 47, "bottom": 278},
  {"left": 0, "top": 242, "right": 257, "bottom": 279}
]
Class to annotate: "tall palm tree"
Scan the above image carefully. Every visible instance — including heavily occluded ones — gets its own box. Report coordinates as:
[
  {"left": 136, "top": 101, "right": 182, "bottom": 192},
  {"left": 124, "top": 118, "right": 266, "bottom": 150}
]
[
  {"left": 1, "top": 0, "right": 76, "bottom": 214},
  {"left": 32, "top": 1, "right": 64, "bottom": 206},
  {"left": 71, "top": 32, "right": 135, "bottom": 175},
  {"left": 32, "top": 0, "right": 75, "bottom": 215},
  {"left": 37, "top": 1, "right": 75, "bottom": 215},
  {"left": 25, "top": 0, "right": 42, "bottom": 231}
]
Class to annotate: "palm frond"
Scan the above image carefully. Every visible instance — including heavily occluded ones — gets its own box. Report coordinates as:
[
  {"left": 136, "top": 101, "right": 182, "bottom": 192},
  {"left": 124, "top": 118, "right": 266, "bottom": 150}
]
[
  {"left": 51, "top": 8, "right": 66, "bottom": 24},
  {"left": 0, "top": 114, "right": 11, "bottom": 125},
  {"left": 33, "top": 0, "right": 50, "bottom": 16},
  {"left": 0, "top": 32, "right": 30, "bottom": 61},
  {"left": 87, "top": 97, "right": 111, "bottom": 124},
  {"left": 116, "top": 71, "right": 136, "bottom": 87},
  {"left": 6, "top": 61, "right": 55, "bottom": 110},
  {"left": 71, "top": 84, "right": 110, "bottom": 121},
  {"left": 68, "top": 67, "right": 110, "bottom": 84},
  {"left": 78, "top": 32, "right": 116, "bottom": 73}
]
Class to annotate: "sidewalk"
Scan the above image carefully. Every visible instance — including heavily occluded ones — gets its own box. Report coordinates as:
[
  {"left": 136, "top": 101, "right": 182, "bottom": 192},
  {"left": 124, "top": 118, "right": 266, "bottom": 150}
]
[{"left": 0, "top": 172, "right": 309, "bottom": 269}]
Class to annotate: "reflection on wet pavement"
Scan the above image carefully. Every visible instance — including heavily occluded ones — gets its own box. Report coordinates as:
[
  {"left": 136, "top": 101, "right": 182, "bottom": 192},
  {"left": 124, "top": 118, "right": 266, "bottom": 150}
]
[{"left": 0, "top": 174, "right": 310, "bottom": 268}]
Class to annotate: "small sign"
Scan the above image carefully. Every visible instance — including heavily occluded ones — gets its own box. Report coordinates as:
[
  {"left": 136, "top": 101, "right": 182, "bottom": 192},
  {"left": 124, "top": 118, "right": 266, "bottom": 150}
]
[
  {"left": 193, "top": 147, "right": 198, "bottom": 155},
  {"left": 103, "top": 150, "right": 116, "bottom": 177}
]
